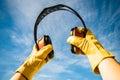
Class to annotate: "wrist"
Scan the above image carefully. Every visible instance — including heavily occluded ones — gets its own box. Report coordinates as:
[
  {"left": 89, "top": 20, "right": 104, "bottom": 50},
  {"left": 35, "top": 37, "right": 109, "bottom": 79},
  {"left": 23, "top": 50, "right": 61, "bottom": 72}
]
[
  {"left": 16, "top": 59, "right": 45, "bottom": 80},
  {"left": 86, "top": 46, "right": 114, "bottom": 74},
  {"left": 15, "top": 71, "right": 28, "bottom": 80},
  {"left": 16, "top": 62, "right": 34, "bottom": 80}
]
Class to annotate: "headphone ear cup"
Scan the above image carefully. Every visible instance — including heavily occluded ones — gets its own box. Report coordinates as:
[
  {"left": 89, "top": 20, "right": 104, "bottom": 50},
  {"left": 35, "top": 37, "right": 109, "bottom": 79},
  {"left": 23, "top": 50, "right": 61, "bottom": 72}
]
[
  {"left": 42, "top": 35, "right": 54, "bottom": 59},
  {"left": 70, "top": 27, "right": 85, "bottom": 54}
]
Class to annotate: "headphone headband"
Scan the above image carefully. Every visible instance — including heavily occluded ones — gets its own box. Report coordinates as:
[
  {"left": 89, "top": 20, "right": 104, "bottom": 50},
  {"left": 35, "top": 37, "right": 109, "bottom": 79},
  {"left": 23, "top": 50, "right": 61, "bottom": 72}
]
[{"left": 34, "top": 4, "right": 87, "bottom": 49}]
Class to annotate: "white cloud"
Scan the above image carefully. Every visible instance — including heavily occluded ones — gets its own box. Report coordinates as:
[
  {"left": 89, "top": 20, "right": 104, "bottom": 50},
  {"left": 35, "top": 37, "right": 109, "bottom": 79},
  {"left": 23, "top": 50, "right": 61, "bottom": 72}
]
[
  {"left": 10, "top": 31, "right": 33, "bottom": 47},
  {"left": 36, "top": 74, "right": 53, "bottom": 78},
  {"left": 2, "top": 70, "right": 14, "bottom": 80},
  {"left": 45, "top": 62, "right": 72, "bottom": 73},
  {"left": 75, "top": 57, "right": 90, "bottom": 68}
]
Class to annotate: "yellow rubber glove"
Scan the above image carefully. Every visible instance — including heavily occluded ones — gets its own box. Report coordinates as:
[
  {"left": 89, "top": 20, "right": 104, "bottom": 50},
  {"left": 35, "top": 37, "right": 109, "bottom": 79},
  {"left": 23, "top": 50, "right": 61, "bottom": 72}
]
[
  {"left": 67, "top": 27, "right": 114, "bottom": 74},
  {"left": 16, "top": 39, "right": 53, "bottom": 80}
]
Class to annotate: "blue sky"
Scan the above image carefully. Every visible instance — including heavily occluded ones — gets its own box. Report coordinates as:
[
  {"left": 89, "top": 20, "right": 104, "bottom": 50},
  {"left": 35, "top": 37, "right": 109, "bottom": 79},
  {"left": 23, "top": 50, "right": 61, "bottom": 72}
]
[{"left": 0, "top": 0, "right": 120, "bottom": 80}]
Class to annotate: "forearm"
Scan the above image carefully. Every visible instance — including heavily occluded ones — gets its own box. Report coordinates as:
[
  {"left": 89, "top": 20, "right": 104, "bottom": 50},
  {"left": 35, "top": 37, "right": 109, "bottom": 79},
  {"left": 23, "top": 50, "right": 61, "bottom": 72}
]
[
  {"left": 98, "top": 58, "right": 120, "bottom": 80},
  {"left": 10, "top": 72, "right": 27, "bottom": 80}
]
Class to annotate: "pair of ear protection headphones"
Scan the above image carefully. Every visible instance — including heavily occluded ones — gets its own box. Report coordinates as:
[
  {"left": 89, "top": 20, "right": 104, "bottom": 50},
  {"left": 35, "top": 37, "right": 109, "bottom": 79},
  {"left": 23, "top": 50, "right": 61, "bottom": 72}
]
[{"left": 34, "top": 4, "right": 87, "bottom": 59}]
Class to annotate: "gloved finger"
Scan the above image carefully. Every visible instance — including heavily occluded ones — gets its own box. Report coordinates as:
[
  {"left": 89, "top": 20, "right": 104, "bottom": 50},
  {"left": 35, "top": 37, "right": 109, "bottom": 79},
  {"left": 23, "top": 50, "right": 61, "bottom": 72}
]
[
  {"left": 35, "top": 44, "right": 53, "bottom": 59},
  {"left": 32, "top": 37, "right": 44, "bottom": 53},
  {"left": 76, "top": 27, "right": 94, "bottom": 36},
  {"left": 27, "top": 44, "right": 38, "bottom": 58},
  {"left": 75, "top": 27, "right": 85, "bottom": 33},
  {"left": 67, "top": 36, "right": 88, "bottom": 50},
  {"left": 32, "top": 44, "right": 39, "bottom": 52}
]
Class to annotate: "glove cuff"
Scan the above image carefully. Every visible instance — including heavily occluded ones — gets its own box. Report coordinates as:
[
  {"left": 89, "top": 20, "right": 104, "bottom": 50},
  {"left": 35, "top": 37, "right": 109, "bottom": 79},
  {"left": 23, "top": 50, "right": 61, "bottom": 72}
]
[
  {"left": 16, "top": 58, "right": 46, "bottom": 80},
  {"left": 16, "top": 62, "right": 34, "bottom": 80},
  {"left": 87, "top": 50, "right": 114, "bottom": 74}
]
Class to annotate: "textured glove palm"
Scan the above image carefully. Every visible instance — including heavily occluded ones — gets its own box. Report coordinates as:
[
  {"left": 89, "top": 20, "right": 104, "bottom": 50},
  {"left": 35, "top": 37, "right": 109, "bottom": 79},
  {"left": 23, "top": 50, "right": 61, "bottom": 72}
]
[{"left": 67, "top": 27, "right": 114, "bottom": 74}]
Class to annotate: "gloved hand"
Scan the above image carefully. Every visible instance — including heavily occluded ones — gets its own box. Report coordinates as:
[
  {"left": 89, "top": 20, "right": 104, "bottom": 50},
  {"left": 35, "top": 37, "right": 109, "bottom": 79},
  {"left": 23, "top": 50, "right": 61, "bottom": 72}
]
[
  {"left": 67, "top": 27, "right": 114, "bottom": 74},
  {"left": 16, "top": 38, "right": 53, "bottom": 80}
]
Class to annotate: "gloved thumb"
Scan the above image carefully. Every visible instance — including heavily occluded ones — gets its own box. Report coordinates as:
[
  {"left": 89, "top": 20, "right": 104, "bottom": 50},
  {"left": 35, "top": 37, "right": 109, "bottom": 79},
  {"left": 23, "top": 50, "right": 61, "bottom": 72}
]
[
  {"left": 67, "top": 36, "right": 87, "bottom": 49},
  {"left": 35, "top": 44, "right": 53, "bottom": 59}
]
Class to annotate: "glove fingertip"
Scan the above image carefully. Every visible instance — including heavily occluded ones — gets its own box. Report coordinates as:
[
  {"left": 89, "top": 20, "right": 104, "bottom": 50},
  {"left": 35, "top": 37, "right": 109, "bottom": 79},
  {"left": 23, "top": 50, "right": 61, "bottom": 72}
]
[
  {"left": 45, "top": 44, "right": 53, "bottom": 51},
  {"left": 41, "top": 44, "right": 53, "bottom": 53},
  {"left": 67, "top": 36, "right": 74, "bottom": 44},
  {"left": 36, "top": 44, "right": 53, "bottom": 59}
]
